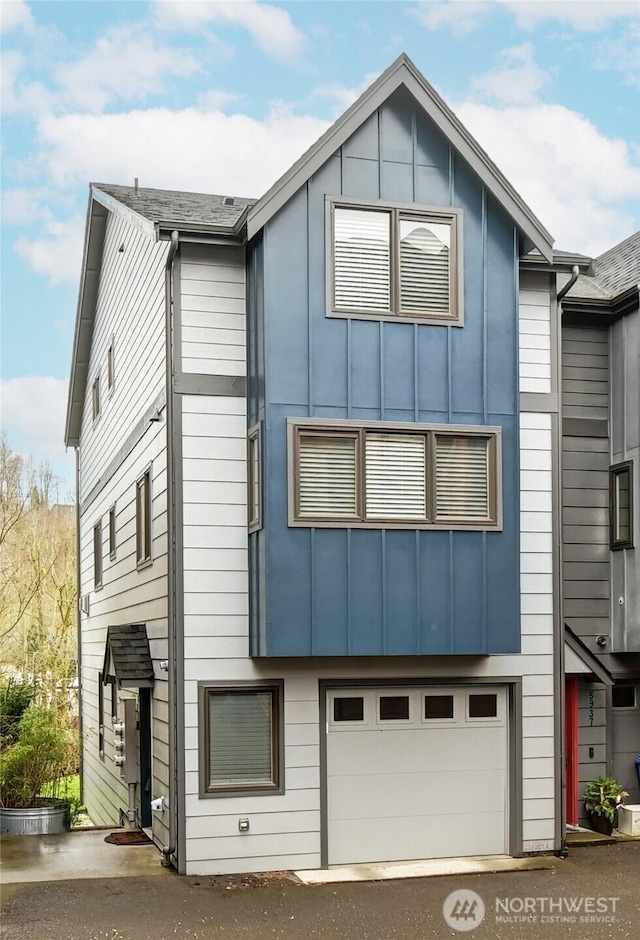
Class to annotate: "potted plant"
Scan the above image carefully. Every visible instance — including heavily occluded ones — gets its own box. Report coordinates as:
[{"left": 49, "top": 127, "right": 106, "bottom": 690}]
[
  {"left": 0, "top": 703, "right": 76, "bottom": 835},
  {"left": 583, "top": 775, "right": 629, "bottom": 835}
]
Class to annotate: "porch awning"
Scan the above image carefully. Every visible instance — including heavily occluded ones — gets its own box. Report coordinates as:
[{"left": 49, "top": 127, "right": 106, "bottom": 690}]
[
  {"left": 102, "top": 623, "right": 154, "bottom": 689},
  {"left": 564, "top": 624, "right": 614, "bottom": 686}
]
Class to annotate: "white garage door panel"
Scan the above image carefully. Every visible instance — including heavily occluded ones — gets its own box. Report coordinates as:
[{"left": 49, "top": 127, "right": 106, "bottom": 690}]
[
  {"left": 328, "top": 728, "right": 506, "bottom": 775},
  {"left": 327, "top": 686, "right": 508, "bottom": 865},
  {"left": 328, "top": 769, "right": 505, "bottom": 820},
  {"left": 330, "top": 812, "right": 506, "bottom": 865}
]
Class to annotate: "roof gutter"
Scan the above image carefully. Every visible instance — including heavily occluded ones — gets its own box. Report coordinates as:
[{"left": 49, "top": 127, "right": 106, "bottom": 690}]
[{"left": 162, "top": 231, "right": 180, "bottom": 868}]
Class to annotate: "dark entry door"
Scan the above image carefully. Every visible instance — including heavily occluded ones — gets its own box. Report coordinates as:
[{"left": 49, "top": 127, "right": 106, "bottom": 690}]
[{"left": 139, "top": 689, "right": 152, "bottom": 828}]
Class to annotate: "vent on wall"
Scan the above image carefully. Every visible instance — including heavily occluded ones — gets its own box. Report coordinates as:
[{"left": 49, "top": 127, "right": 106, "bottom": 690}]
[{"left": 222, "top": 196, "right": 235, "bottom": 206}]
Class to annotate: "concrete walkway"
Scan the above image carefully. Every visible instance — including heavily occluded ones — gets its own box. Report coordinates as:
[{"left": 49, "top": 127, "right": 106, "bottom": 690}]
[{"left": 0, "top": 829, "right": 168, "bottom": 884}]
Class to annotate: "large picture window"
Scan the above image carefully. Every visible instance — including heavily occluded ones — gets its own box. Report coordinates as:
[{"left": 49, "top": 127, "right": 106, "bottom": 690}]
[
  {"left": 290, "top": 420, "right": 500, "bottom": 530},
  {"left": 330, "top": 199, "right": 462, "bottom": 325},
  {"left": 610, "top": 461, "right": 633, "bottom": 549},
  {"left": 199, "top": 682, "right": 283, "bottom": 797}
]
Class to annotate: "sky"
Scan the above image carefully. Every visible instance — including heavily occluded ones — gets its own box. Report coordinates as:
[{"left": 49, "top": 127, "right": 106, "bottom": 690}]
[{"left": 1, "top": 0, "right": 639, "bottom": 500}]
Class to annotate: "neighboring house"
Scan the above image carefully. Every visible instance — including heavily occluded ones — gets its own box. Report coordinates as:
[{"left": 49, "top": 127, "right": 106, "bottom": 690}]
[
  {"left": 66, "top": 54, "right": 596, "bottom": 875},
  {"left": 559, "top": 233, "right": 640, "bottom": 824}
]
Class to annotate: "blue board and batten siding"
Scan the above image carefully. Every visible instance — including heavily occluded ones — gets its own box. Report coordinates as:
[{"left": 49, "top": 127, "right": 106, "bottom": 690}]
[{"left": 248, "top": 89, "right": 521, "bottom": 657}]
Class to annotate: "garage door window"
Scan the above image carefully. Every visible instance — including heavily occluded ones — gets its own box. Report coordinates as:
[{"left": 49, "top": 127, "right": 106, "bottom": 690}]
[
  {"left": 468, "top": 693, "right": 498, "bottom": 719},
  {"left": 379, "top": 695, "right": 410, "bottom": 721},
  {"left": 424, "top": 694, "right": 454, "bottom": 720},
  {"left": 334, "top": 696, "right": 365, "bottom": 722}
]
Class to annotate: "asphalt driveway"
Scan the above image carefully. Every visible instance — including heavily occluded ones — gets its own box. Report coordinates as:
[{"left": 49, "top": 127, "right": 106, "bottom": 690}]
[{"left": 2, "top": 842, "right": 639, "bottom": 940}]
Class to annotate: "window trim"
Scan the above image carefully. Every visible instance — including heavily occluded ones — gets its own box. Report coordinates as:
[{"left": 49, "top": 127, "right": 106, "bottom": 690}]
[
  {"left": 610, "top": 460, "right": 633, "bottom": 550},
  {"left": 93, "top": 519, "right": 103, "bottom": 589},
  {"left": 288, "top": 417, "right": 502, "bottom": 531},
  {"left": 198, "top": 680, "right": 284, "bottom": 799},
  {"left": 247, "top": 423, "right": 263, "bottom": 533},
  {"left": 326, "top": 195, "right": 464, "bottom": 327},
  {"left": 108, "top": 504, "right": 117, "bottom": 561},
  {"left": 91, "top": 374, "right": 101, "bottom": 424},
  {"left": 136, "top": 466, "right": 152, "bottom": 568},
  {"left": 107, "top": 338, "right": 115, "bottom": 395}
]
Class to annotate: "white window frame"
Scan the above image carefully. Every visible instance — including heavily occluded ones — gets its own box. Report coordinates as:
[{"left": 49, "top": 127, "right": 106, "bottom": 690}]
[
  {"left": 91, "top": 374, "right": 101, "bottom": 423},
  {"left": 326, "top": 196, "right": 464, "bottom": 327},
  {"left": 136, "top": 466, "right": 152, "bottom": 568},
  {"left": 287, "top": 417, "right": 502, "bottom": 531},
  {"left": 247, "top": 423, "right": 262, "bottom": 533}
]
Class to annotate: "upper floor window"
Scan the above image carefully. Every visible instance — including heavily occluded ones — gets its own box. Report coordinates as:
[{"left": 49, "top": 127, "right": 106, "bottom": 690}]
[
  {"left": 248, "top": 425, "right": 262, "bottom": 532},
  {"left": 108, "top": 504, "right": 116, "bottom": 561},
  {"left": 610, "top": 461, "right": 633, "bottom": 549},
  {"left": 93, "top": 519, "right": 103, "bottom": 589},
  {"left": 289, "top": 419, "right": 500, "bottom": 530},
  {"left": 329, "top": 199, "right": 463, "bottom": 325},
  {"left": 107, "top": 341, "right": 115, "bottom": 393},
  {"left": 136, "top": 468, "right": 152, "bottom": 567},
  {"left": 92, "top": 375, "right": 100, "bottom": 422}
]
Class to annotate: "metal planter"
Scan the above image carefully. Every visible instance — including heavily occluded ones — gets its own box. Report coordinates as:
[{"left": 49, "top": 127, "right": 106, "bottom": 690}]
[{"left": 0, "top": 802, "right": 67, "bottom": 835}]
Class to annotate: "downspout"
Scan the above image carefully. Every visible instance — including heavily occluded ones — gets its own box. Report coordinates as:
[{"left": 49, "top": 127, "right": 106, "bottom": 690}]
[
  {"left": 161, "top": 231, "right": 180, "bottom": 867},
  {"left": 75, "top": 447, "right": 83, "bottom": 803},
  {"left": 557, "top": 265, "right": 580, "bottom": 302}
]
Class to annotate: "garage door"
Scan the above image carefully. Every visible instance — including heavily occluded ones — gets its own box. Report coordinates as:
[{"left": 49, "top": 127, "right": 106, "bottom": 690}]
[{"left": 326, "top": 686, "right": 508, "bottom": 865}]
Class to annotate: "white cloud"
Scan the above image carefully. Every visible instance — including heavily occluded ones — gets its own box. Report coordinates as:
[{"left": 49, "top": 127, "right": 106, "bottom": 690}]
[
  {"left": 0, "top": 377, "right": 75, "bottom": 495},
  {"left": 34, "top": 105, "right": 329, "bottom": 196},
  {"left": 0, "top": 0, "right": 33, "bottom": 33},
  {"left": 413, "top": 1, "right": 492, "bottom": 36},
  {"left": 455, "top": 99, "right": 640, "bottom": 254},
  {"left": 53, "top": 26, "right": 200, "bottom": 113},
  {"left": 154, "top": 0, "right": 305, "bottom": 62},
  {"left": 195, "top": 88, "right": 237, "bottom": 110},
  {"left": 412, "top": 0, "right": 636, "bottom": 34},
  {"left": 470, "top": 42, "right": 551, "bottom": 105},
  {"left": 593, "top": 21, "right": 640, "bottom": 86},
  {"left": 502, "top": 1, "right": 638, "bottom": 32},
  {"left": 2, "top": 187, "right": 47, "bottom": 224},
  {"left": 311, "top": 73, "right": 379, "bottom": 116},
  {"left": 14, "top": 214, "right": 85, "bottom": 285}
]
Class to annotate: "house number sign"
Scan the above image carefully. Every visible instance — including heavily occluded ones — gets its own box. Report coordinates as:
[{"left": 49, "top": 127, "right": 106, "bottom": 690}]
[{"left": 589, "top": 690, "right": 594, "bottom": 726}]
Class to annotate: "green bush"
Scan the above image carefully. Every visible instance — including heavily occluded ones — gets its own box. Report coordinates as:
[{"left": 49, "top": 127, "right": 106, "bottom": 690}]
[
  {"left": 0, "top": 706, "right": 74, "bottom": 809},
  {"left": 583, "top": 775, "right": 629, "bottom": 824},
  {"left": 0, "top": 677, "right": 36, "bottom": 747}
]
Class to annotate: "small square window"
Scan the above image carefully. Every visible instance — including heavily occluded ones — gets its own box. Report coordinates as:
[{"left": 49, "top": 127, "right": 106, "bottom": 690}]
[
  {"left": 334, "top": 697, "right": 364, "bottom": 722},
  {"left": 468, "top": 693, "right": 497, "bottom": 719},
  {"left": 610, "top": 462, "right": 633, "bottom": 549},
  {"left": 108, "top": 504, "right": 116, "bottom": 560},
  {"left": 612, "top": 686, "right": 636, "bottom": 709},
  {"left": 199, "top": 683, "right": 283, "bottom": 796},
  {"left": 425, "top": 694, "right": 454, "bottom": 720},
  {"left": 379, "top": 695, "right": 410, "bottom": 721},
  {"left": 93, "top": 520, "right": 102, "bottom": 589},
  {"left": 92, "top": 376, "right": 100, "bottom": 422},
  {"left": 136, "top": 469, "right": 152, "bottom": 566}
]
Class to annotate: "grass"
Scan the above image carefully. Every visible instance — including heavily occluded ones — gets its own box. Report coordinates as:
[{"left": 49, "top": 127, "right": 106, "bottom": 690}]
[{"left": 40, "top": 773, "right": 80, "bottom": 801}]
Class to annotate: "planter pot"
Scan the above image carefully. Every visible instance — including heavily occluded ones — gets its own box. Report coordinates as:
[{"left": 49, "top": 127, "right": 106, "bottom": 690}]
[
  {"left": 586, "top": 811, "right": 615, "bottom": 836},
  {"left": 0, "top": 802, "right": 67, "bottom": 836}
]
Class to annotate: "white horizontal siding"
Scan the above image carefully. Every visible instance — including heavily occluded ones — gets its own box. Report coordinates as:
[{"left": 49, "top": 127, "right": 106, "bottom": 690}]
[
  {"left": 519, "top": 273, "right": 551, "bottom": 394},
  {"left": 180, "top": 244, "right": 245, "bottom": 377}
]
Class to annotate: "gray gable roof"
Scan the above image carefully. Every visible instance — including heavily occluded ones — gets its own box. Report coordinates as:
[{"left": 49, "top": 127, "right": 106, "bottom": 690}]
[
  {"left": 93, "top": 183, "right": 255, "bottom": 233},
  {"left": 564, "top": 231, "right": 640, "bottom": 301},
  {"left": 102, "top": 623, "right": 154, "bottom": 688},
  {"left": 246, "top": 53, "right": 554, "bottom": 260}
]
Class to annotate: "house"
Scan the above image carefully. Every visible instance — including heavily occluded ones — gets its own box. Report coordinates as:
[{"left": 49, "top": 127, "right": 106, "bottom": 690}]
[
  {"left": 559, "top": 233, "right": 640, "bottom": 824},
  {"left": 66, "top": 54, "right": 589, "bottom": 875}
]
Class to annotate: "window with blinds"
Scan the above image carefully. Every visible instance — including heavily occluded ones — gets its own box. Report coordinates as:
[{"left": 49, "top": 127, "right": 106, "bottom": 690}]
[
  {"left": 292, "top": 424, "right": 498, "bottom": 528},
  {"left": 201, "top": 684, "right": 282, "bottom": 795},
  {"left": 332, "top": 203, "right": 460, "bottom": 322}
]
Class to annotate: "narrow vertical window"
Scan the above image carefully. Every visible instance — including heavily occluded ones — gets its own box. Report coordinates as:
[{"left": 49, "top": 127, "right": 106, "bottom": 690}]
[
  {"left": 93, "top": 520, "right": 103, "bottom": 588},
  {"left": 248, "top": 426, "right": 261, "bottom": 531},
  {"left": 610, "top": 462, "right": 633, "bottom": 549},
  {"left": 98, "top": 672, "right": 105, "bottom": 757},
  {"left": 136, "top": 469, "right": 152, "bottom": 566},
  {"left": 108, "top": 504, "right": 116, "bottom": 560},
  {"left": 107, "top": 341, "right": 115, "bottom": 392},
  {"left": 92, "top": 376, "right": 100, "bottom": 422}
]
